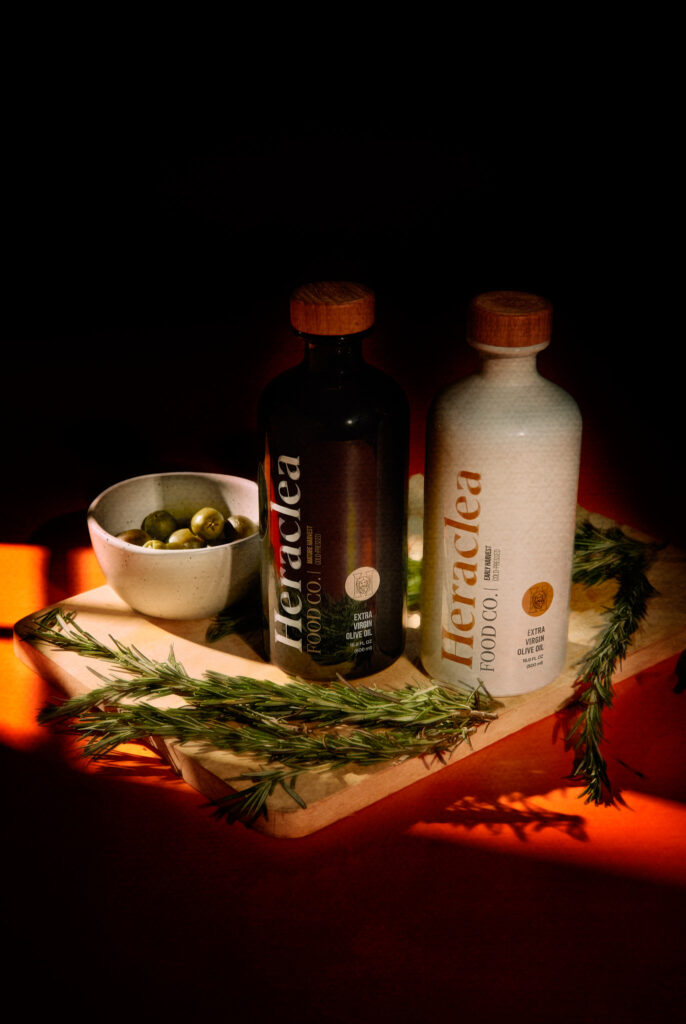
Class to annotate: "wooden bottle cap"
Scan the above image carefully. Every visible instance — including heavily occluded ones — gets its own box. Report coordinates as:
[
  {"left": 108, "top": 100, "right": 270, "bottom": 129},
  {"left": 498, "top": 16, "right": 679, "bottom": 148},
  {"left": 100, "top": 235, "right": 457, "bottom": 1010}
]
[
  {"left": 290, "top": 281, "right": 375, "bottom": 336},
  {"left": 467, "top": 290, "right": 553, "bottom": 348}
]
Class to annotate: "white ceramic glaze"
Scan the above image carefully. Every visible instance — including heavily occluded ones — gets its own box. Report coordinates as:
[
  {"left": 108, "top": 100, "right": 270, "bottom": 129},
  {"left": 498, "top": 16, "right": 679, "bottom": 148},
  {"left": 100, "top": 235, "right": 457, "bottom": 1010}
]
[
  {"left": 421, "top": 350, "right": 582, "bottom": 696},
  {"left": 87, "top": 472, "right": 260, "bottom": 620}
]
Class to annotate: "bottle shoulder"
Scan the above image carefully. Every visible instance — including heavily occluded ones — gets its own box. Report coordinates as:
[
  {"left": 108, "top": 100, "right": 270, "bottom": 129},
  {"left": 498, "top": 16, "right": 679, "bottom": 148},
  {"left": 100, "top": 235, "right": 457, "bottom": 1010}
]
[
  {"left": 258, "top": 360, "right": 409, "bottom": 437},
  {"left": 428, "top": 370, "right": 582, "bottom": 435}
]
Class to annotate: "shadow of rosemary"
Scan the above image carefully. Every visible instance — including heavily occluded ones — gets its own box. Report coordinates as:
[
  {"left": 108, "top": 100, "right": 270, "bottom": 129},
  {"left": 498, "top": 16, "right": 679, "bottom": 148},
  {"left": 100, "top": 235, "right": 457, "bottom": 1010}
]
[
  {"left": 419, "top": 793, "right": 588, "bottom": 843},
  {"left": 79, "top": 748, "right": 176, "bottom": 781}
]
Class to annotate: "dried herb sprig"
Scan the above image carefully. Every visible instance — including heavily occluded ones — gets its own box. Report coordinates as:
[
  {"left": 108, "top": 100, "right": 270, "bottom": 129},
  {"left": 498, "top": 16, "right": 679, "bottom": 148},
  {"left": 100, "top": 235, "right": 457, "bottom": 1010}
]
[
  {"left": 565, "top": 520, "right": 662, "bottom": 803},
  {"left": 27, "top": 609, "right": 495, "bottom": 822},
  {"left": 41, "top": 698, "right": 494, "bottom": 823},
  {"left": 29, "top": 609, "right": 490, "bottom": 732},
  {"left": 26, "top": 517, "right": 661, "bottom": 819}
]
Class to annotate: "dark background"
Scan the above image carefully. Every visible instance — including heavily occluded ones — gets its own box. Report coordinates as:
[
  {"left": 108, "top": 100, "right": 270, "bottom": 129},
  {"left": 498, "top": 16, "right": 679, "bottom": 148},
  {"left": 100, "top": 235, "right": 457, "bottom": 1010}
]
[
  {"left": 4, "top": 33, "right": 685, "bottom": 1024},
  {"left": 4, "top": 40, "right": 683, "bottom": 547}
]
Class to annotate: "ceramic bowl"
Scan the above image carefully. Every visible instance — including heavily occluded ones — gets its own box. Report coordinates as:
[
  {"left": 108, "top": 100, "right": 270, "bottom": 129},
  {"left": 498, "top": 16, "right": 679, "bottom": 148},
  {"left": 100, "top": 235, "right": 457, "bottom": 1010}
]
[{"left": 87, "top": 471, "right": 260, "bottom": 620}]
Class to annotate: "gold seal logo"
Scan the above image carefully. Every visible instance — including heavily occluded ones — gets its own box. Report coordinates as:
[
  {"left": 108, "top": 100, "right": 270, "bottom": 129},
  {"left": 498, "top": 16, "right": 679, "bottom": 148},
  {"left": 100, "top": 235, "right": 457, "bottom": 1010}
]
[{"left": 522, "top": 581, "right": 554, "bottom": 616}]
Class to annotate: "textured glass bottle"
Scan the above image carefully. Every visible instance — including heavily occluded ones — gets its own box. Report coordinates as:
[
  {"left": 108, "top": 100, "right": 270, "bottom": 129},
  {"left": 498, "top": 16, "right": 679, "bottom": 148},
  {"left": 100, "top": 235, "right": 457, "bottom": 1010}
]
[
  {"left": 258, "top": 281, "right": 409, "bottom": 680},
  {"left": 421, "top": 291, "right": 582, "bottom": 697}
]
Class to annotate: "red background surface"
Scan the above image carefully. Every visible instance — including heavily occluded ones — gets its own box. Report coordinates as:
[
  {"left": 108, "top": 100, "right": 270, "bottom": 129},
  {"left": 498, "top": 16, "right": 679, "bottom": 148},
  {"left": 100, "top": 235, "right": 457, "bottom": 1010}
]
[{"left": 3, "top": 44, "right": 685, "bottom": 1024}]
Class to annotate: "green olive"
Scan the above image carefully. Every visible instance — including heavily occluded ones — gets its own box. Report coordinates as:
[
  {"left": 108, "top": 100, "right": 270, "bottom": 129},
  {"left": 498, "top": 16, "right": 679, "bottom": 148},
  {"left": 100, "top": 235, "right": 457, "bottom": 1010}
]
[
  {"left": 141, "top": 509, "right": 178, "bottom": 541},
  {"left": 167, "top": 528, "right": 206, "bottom": 549},
  {"left": 143, "top": 539, "right": 166, "bottom": 549},
  {"left": 190, "top": 506, "right": 226, "bottom": 542},
  {"left": 227, "top": 514, "right": 257, "bottom": 539},
  {"left": 117, "top": 529, "right": 150, "bottom": 546}
]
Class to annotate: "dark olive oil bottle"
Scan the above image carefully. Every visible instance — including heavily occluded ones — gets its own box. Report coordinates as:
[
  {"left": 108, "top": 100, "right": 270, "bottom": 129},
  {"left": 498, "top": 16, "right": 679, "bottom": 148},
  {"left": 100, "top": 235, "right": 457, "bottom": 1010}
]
[{"left": 258, "top": 281, "right": 409, "bottom": 680}]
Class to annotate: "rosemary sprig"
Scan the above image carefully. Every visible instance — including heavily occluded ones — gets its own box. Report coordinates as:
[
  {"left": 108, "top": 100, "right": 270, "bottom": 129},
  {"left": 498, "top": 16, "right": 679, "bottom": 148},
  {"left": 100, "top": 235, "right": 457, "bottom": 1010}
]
[
  {"left": 27, "top": 609, "right": 495, "bottom": 822},
  {"left": 29, "top": 610, "right": 489, "bottom": 731},
  {"left": 26, "top": 517, "right": 661, "bottom": 820},
  {"left": 565, "top": 520, "right": 662, "bottom": 803},
  {"left": 46, "top": 698, "right": 492, "bottom": 822}
]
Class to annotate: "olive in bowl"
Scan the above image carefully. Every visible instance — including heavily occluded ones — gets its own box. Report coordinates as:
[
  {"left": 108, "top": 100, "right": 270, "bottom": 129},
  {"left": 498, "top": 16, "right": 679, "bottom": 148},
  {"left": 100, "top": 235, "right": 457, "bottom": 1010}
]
[{"left": 87, "top": 472, "right": 259, "bottom": 620}]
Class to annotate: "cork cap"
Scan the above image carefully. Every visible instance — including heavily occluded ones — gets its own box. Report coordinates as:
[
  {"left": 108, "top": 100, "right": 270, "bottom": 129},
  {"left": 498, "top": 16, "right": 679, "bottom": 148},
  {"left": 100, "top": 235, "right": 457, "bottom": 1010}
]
[
  {"left": 290, "top": 281, "right": 375, "bottom": 336},
  {"left": 467, "top": 291, "right": 553, "bottom": 349}
]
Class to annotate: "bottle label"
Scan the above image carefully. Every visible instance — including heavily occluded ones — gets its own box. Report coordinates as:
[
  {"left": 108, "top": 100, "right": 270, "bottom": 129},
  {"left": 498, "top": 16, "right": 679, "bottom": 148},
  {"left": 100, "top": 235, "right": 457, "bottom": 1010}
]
[
  {"left": 427, "top": 461, "right": 573, "bottom": 696},
  {"left": 262, "top": 435, "right": 394, "bottom": 678},
  {"left": 521, "top": 582, "right": 554, "bottom": 616},
  {"left": 345, "top": 567, "right": 380, "bottom": 600},
  {"left": 263, "top": 449, "right": 305, "bottom": 654},
  {"left": 440, "top": 470, "right": 482, "bottom": 669}
]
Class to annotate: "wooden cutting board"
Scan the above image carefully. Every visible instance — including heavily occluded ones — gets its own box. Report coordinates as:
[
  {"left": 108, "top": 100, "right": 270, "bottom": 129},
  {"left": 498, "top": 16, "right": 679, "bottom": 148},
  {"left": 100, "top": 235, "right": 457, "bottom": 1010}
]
[{"left": 13, "top": 511, "right": 686, "bottom": 838}]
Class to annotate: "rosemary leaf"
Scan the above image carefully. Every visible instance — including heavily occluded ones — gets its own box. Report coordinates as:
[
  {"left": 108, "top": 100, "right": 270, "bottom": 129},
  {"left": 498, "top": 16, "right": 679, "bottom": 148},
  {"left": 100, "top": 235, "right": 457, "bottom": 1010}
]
[
  {"left": 564, "top": 519, "right": 661, "bottom": 803},
  {"left": 28, "top": 610, "right": 495, "bottom": 822}
]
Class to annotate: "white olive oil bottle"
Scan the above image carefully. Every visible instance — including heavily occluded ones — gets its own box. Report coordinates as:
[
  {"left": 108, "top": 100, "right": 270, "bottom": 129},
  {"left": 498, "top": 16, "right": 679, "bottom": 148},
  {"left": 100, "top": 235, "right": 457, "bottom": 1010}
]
[{"left": 420, "top": 291, "right": 582, "bottom": 697}]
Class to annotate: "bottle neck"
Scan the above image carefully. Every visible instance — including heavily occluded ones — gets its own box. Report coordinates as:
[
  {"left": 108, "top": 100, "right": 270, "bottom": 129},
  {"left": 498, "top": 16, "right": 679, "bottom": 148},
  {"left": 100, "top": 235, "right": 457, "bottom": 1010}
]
[
  {"left": 478, "top": 349, "right": 541, "bottom": 383},
  {"left": 299, "top": 330, "right": 369, "bottom": 375}
]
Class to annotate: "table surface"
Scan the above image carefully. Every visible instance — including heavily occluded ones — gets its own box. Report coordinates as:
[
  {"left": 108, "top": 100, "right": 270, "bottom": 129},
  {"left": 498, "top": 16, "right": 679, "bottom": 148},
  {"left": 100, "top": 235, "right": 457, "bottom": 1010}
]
[{"left": 3, "top": 488, "right": 685, "bottom": 1023}]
